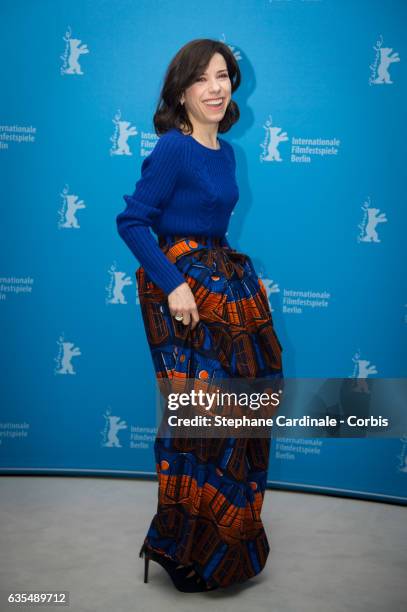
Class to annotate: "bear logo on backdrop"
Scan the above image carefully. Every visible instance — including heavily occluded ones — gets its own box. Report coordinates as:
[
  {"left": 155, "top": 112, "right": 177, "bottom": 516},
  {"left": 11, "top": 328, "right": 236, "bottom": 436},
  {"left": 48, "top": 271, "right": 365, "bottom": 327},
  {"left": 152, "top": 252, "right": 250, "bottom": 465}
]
[
  {"left": 357, "top": 196, "right": 388, "bottom": 243},
  {"left": 106, "top": 263, "right": 134, "bottom": 305},
  {"left": 101, "top": 409, "right": 128, "bottom": 448},
  {"left": 260, "top": 116, "right": 289, "bottom": 162},
  {"left": 369, "top": 35, "right": 400, "bottom": 86},
  {"left": 110, "top": 111, "right": 138, "bottom": 156},
  {"left": 58, "top": 186, "right": 86, "bottom": 229},
  {"left": 60, "top": 26, "right": 89, "bottom": 76},
  {"left": 54, "top": 335, "right": 81, "bottom": 375}
]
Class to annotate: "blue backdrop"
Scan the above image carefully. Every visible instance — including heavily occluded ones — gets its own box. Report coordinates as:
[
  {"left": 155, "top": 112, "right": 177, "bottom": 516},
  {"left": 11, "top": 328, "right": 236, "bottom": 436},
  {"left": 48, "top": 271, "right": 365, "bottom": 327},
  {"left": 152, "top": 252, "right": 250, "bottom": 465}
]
[{"left": 1, "top": 0, "right": 406, "bottom": 504}]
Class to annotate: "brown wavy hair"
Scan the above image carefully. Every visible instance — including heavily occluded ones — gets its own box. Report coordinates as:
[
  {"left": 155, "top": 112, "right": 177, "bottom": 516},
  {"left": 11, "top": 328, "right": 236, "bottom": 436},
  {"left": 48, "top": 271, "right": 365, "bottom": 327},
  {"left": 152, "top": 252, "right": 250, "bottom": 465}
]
[{"left": 153, "top": 38, "right": 241, "bottom": 136}]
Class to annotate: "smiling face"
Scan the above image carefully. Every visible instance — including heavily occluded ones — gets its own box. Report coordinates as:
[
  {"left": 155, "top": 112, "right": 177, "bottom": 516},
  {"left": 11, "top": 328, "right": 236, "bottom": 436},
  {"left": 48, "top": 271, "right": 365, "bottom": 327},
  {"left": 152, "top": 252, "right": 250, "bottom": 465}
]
[{"left": 179, "top": 52, "right": 232, "bottom": 131}]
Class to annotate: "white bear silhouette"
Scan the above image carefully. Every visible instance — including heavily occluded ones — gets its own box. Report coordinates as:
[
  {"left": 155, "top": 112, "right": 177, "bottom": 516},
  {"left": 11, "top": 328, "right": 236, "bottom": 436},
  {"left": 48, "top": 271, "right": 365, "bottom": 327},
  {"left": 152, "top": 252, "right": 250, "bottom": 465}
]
[
  {"left": 113, "top": 121, "right": 138, "bottom": 156},
  {"left": 60, "top": 195, "right": 86, "bottom": 228},
  {"left": 56, "top": 341, "right": 81, "bottom": 374},
  {"left": 108, "top": 271, "right": 132, "bottom": 304},
  {"left": 262, "top": 125, "right": 288, "bottom": 161},
  {"left": 105, "top": 416, "right": 127, "bottom": 448},
  {"left": 360, "top": 207, "right": 387, "bottom": 242},
  {"left": 373, "top": 47, "right": 400, "bottom": 84},
  {"left": 65, "top": 38, "right": 89, "bottom": 75}
]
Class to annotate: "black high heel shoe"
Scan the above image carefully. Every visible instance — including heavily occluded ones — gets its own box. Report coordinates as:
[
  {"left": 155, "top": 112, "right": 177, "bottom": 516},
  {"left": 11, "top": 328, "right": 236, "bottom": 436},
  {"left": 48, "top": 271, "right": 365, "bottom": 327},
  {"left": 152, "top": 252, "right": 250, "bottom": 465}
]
[{"left": 139, "top": 542, "right": 219, "bottom": 592}]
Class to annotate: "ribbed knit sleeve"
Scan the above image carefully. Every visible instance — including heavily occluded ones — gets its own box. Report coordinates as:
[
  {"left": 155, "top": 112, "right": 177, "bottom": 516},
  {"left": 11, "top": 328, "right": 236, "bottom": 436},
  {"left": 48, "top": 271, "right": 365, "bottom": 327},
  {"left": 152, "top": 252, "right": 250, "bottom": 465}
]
[
  {"left": 116, "top": 133, "right": 187, "bottom": 296},
  {"left": 219, "top": 141, "right": 236, "bottom": 250}
]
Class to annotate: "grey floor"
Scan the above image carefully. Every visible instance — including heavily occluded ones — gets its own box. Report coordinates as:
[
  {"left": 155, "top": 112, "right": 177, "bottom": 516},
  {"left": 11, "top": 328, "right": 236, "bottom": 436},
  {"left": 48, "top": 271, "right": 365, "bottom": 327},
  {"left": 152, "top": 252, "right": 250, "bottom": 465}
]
[{"left": 0, "top": 476, "right": 406, "bottom": 612}]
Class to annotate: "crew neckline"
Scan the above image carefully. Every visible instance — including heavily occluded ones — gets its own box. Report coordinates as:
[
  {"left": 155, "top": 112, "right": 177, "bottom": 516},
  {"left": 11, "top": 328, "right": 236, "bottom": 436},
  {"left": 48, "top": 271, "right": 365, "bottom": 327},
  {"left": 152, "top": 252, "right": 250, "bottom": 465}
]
[{"left": 175, "top": 127, "right": 223, "bottom": 153}]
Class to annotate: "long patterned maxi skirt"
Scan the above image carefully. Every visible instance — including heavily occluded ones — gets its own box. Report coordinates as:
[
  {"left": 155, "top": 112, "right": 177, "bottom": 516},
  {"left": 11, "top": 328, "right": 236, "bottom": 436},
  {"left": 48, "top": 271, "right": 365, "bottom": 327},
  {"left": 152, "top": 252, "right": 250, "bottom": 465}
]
[{"left": 135, "top": 234, "right": 284, "bottom": 590}]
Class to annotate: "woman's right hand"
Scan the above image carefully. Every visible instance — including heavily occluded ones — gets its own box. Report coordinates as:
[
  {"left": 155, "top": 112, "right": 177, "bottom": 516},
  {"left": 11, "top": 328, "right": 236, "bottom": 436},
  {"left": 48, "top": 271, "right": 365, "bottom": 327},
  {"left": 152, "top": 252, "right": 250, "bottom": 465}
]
[{"left": 168, "top": 282, "right": 200, "bottom": 330}]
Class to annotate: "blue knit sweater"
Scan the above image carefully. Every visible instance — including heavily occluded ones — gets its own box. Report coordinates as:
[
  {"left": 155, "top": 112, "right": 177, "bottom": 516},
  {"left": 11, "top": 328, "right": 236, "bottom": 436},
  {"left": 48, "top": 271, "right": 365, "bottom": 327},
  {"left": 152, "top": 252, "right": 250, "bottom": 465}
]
[{"left": 116, "top": 127, "right": 239, "bottom": 295}]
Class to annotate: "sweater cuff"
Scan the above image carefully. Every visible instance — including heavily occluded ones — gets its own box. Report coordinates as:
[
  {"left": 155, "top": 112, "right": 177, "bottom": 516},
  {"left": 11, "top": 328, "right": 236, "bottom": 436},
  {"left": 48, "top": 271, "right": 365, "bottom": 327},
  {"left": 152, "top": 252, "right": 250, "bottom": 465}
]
[
  {"left": 159, "top": 268, "right": 187, "bottom": 296},
  {"left": 118, "top": 225, "right": 187, "bottom": 296}
]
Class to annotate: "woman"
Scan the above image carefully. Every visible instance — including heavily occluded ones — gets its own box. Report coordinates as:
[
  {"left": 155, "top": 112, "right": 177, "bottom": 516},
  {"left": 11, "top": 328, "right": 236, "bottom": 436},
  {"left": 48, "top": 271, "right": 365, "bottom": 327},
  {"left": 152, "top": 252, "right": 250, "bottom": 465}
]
[{"left": 116, "top": 38, "right": 284, "bottom": 593}]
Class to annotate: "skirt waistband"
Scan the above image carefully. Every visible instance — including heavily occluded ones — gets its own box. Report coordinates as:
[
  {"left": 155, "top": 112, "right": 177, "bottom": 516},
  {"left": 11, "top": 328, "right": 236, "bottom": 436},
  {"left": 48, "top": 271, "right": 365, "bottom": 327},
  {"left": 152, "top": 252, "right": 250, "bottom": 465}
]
[{"left": 158, "top": 234, "right": 224, "bottom": 249}]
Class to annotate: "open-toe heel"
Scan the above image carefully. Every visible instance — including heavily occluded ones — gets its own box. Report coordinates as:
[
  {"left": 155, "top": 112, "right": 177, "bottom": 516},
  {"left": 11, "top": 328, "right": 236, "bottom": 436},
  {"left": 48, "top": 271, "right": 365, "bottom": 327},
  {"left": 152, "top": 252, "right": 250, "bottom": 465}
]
[{"left": 139, "top": 542, "right": 218, "bottom": 592}]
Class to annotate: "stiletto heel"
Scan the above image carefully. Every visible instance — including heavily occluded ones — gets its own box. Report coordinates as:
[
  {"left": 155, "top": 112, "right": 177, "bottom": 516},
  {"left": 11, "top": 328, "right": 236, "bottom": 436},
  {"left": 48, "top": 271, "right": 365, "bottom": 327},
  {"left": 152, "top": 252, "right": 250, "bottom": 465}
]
[
  {"left": 138, "top": 541, "right": 218, "bottom": 592},
  {"left": 139, "top": 543, "right": 150, "bottom": 583}
]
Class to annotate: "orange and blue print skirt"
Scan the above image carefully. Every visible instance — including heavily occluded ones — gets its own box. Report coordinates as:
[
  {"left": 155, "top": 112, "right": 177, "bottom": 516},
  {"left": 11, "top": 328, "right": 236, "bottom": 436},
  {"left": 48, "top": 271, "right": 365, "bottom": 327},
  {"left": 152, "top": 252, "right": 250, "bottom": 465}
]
[{"left": 136, "top": 234, "right": 284, "bottom": 590}]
